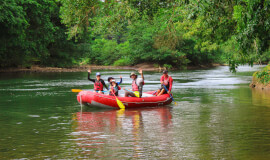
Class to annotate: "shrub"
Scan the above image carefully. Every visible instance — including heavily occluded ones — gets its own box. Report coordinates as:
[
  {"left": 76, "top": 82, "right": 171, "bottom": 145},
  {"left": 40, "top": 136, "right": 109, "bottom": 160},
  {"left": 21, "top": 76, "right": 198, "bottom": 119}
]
[
  {"left": 163, "top": 64, "right": 172, "bottom": 70},
  {"left": 254, "top": 65, "right": 270, "bottom": 84},
  {"left": 113, "top": 58, "right": 131, "bottom": 66}
]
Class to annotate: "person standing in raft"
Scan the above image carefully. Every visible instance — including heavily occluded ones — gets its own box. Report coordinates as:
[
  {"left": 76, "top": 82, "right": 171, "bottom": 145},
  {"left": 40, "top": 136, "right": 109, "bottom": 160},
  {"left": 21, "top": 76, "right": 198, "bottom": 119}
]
[
  {"left": 88, "top": 69, "right": 108, "bottom": 94},
  {"left": 125, "top": 69, "right": 144, "bottom": 98},
  {"left": 109, "top": 80, "right": 120, "bottom": 96},
  {"left": 156, "top": 70, "right": 173, "bottom": 96}
]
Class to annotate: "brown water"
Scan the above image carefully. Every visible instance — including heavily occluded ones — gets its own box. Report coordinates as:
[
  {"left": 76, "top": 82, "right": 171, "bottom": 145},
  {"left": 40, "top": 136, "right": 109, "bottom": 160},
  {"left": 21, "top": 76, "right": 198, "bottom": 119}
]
[{"left": 0, "top": 65, "right": 269, "bottom": 159}]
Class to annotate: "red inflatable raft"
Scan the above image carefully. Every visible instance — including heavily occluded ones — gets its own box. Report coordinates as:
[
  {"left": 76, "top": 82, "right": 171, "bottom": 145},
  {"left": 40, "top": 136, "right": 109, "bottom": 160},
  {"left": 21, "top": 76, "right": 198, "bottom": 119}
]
[{"left": 77, "top": 91, "right": 172, "bottom": 109}]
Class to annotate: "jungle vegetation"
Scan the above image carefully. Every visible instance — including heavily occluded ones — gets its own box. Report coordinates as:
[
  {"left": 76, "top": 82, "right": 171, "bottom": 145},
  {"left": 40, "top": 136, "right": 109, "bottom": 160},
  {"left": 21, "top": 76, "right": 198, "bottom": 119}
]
[{"left": 0, "top": 0, "right": 269, "bottom": 70}]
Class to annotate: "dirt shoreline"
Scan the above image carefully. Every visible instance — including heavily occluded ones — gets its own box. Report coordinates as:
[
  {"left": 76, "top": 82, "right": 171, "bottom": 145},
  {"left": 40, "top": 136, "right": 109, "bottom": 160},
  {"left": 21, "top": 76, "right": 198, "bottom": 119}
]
[
  {"left": 0, "top": 64, "right": 162, "bottom": 73},
  {"left": 249, "top": 64, "right": 270, "bottom": 89},
  {"left": 0, "top": 63, "right": 226, "bottom": 73},
  {"left": 250, "top": 78, "right": 270, "bottom": 89}
]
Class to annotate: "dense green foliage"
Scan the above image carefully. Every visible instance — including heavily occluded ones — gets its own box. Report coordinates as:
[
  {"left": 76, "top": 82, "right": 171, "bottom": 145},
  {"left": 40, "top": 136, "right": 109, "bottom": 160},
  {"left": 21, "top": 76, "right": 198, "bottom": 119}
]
[
  {"left": 1, "top": 0, "right": 269, "bottom": 69},
  {"left": 0, "top": 0, "right": 85, "bottom": 67}
]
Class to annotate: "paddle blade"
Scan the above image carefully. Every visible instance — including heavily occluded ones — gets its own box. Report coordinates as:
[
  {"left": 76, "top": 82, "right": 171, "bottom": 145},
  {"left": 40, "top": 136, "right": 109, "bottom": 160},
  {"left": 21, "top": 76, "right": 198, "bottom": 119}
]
[
  {"left": 116, "top": 98, "right": 125, "bottom": 109},
  {"left": 71, "top": 89, "right": 82, "bottom": 93}
]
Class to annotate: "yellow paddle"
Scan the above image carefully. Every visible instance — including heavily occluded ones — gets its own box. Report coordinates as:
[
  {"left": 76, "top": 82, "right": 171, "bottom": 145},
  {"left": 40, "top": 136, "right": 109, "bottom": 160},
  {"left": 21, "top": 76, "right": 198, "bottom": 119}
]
[{"left": 111, "top": 90, "right": 125, "bottom": 109}]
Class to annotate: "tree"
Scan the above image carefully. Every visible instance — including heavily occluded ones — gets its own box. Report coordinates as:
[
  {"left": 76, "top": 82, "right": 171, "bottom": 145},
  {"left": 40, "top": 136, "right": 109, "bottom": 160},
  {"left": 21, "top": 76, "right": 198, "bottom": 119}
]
[
  {"left": 233, "top": 0, "right": 270, "bottom": 64},
  {"left": 0, "top": 0, "right": 28, "bottom": 67},
  {"left": 0, "top": 0, "right": 84, "bottom": 68}
]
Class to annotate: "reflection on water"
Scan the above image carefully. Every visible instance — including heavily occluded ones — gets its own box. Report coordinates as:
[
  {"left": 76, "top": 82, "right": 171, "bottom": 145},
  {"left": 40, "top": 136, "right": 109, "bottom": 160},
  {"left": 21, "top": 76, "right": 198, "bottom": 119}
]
[
  {"left": 252, "top": 88, "right": 270, "bottom": 107},
  {"left": 71, "top": 107, "right": 172, "bottom": 159}
]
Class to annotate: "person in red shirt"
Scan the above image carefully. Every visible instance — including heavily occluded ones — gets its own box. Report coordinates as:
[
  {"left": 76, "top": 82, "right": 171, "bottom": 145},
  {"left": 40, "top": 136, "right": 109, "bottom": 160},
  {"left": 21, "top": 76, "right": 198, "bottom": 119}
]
[{"left": 156, "top": 70, "right": 173, "bottom": 96}]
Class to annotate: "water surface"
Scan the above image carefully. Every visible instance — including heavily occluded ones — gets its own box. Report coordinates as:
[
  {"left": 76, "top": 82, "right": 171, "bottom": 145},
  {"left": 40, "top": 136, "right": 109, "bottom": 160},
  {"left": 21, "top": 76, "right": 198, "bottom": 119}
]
[{"left": 0, "top": 66, "right": 270, "bottom": 159}]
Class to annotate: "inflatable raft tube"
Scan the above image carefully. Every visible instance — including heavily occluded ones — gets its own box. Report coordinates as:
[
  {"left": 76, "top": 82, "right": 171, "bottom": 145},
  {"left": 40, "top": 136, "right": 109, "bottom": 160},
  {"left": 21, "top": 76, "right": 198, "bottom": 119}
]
[{"left": 77, "top": 91, "right": 172, "bottom": 108}]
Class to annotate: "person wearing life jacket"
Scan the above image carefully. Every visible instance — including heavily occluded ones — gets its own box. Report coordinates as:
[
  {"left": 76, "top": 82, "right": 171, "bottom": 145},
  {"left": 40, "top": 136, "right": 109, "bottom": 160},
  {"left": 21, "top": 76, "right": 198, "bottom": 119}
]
[
  {"left": 108, "top": 76, "right": 122, "bottom": 88},
  {"left": 109, "top": 80, "right": 120, "bottom": 96},
  {"left": 125, "top": 69, "right": 144, "bottom": 98},
  {"left": 156, "top": 70, "right": 173, "bottom": 96},
  {"left": 88, "top": 69, "right": 108, "bottom": 94},
  {"left": 108, "top": 77, "right": 122, "bottom": 95}
]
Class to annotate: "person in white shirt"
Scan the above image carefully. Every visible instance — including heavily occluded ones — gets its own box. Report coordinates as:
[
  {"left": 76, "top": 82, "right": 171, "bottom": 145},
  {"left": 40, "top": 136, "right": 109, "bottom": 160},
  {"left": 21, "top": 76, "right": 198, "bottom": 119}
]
[{"left": 125, "top": 69, "right": 144, "bottom": 98}]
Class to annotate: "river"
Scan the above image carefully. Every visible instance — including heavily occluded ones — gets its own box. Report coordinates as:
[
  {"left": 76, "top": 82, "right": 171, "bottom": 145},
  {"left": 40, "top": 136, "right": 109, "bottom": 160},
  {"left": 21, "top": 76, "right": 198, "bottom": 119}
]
[{"left": 0, "top": 65, "right": 270, "bottom": 159}]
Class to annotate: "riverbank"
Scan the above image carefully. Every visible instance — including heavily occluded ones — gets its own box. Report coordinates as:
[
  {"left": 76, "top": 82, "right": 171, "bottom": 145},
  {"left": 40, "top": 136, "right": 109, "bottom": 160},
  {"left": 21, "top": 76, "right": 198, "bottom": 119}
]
[
  {"left": 0, "top": 63, "right": 226, "bottom": 73},
  {"left": 0, "top": 64, "right": 162, "bottom": 73},
  {"left": 250, "top": 65, "right": 270, "bottom": 89},
  {"left": 250, "top": 79, "right": 270, "bottom": 89}
]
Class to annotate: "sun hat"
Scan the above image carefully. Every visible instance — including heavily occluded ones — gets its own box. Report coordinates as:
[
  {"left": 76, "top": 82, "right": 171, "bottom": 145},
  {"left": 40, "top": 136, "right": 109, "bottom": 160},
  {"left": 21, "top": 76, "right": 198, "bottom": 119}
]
[{"left": 130, "top": 72, "right": 137, "bottom": 78}]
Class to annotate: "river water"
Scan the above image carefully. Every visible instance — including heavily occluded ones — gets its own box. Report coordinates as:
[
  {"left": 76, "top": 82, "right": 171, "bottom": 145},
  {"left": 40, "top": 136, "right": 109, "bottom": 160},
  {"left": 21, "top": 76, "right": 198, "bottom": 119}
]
[{"left": 0, "top": 65, "right": 270, "bottom": 159}]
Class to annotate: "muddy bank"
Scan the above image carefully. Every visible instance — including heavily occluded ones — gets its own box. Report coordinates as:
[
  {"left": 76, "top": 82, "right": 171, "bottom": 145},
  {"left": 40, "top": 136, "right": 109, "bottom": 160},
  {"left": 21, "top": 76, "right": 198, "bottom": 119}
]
[
  {"left": 0, "top": 64, "right": 165, "bottom": 73},
  {"left": 250, "top": 78, "right": 270, "bottom": 89},
  {"left": 250, "top": 65, "right": 270, "bottom": 89},
  {"left": 0, "top": 63, "right": 226, "bottom": 73}
]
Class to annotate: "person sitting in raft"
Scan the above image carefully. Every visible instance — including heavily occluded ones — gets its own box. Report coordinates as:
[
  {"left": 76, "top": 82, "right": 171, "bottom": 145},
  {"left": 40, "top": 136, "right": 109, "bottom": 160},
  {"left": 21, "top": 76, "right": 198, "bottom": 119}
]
[
  {"left": 109, "top": 80, "right": 120, "bottom": 96},
  {"left": 108, "top": 77, "right": 122, "bottom": 95},
  {"left": 156, "top": 70, "right": 173, "bottom": 96},
  {"left": 108, "top": 76, "right": 122, "bottom": 87},
  {"left": 125, "top": 69, "right": 144, "bottom": 98},
  {"left": 88, "top": 69, "right": 108, "bottom": 94}
]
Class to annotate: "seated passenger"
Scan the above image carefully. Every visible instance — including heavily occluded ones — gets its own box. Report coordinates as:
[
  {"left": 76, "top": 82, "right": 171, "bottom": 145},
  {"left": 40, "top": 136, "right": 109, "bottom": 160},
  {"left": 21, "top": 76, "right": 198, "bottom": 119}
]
[
  {"left": 109, "top": 80, "right": 120, "bottom": 96},
  {"left": 156, "top": 70, "right": 173, "bottom": 96},
  {"left": 125, "top": 69, "right": 144, "bottom": 98},
  {"left": 88, "top": 69, "right": 108, "bottom": 94},
  {"left": 108, "top": 76, "right": 122, "bottom": 88}
]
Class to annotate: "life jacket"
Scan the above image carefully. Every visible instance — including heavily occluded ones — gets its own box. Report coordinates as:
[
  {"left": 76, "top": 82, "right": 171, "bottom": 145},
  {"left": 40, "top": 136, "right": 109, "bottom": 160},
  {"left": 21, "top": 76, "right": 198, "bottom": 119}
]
[
  {"left": 94, "top": 80, "right": 103, "bottom": 90},
  {"left": 109, "top": 84, "right": 121, "bottom": 90},
  {"left": 110, "top": 86, "right": 119, "bottom": 96},
  {"left": 133, "top": 78, "right": 142, "bottom": 91},
  {"left": 132, "top": 80, "right": 139, "bottom": 91},
  {"left": 162, "top": 76, "right": 171, "bottom": 88}
]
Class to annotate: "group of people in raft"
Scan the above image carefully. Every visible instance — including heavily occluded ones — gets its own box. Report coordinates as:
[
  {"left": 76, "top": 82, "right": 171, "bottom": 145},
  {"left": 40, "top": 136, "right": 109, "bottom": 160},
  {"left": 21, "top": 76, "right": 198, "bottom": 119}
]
[{"left": 88, "top": 69, "right": 173, "bottom": 98}]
